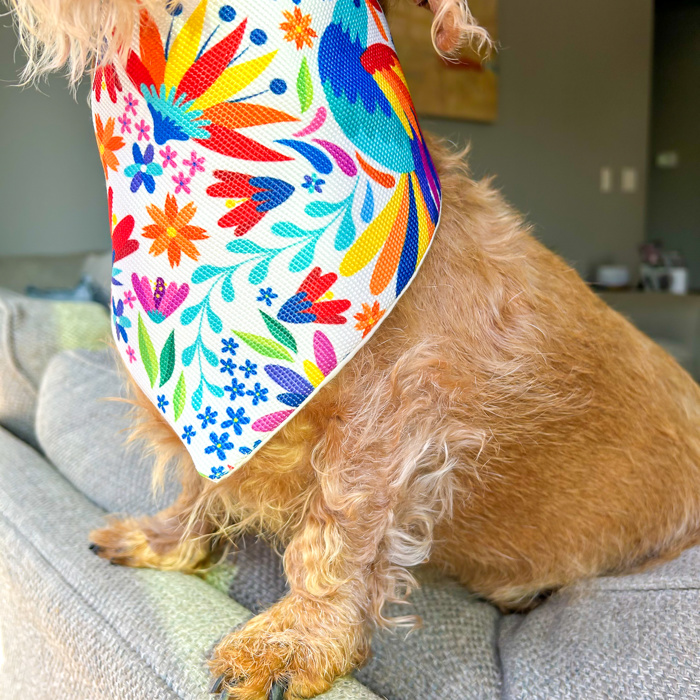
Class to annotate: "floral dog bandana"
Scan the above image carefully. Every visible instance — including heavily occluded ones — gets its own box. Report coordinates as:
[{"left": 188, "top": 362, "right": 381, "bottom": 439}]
[{"left": 94, "top": 0, "right": 441, "bottom": 481}]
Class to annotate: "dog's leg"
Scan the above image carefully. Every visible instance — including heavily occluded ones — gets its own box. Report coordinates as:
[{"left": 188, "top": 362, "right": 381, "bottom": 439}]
[
  {"left": 89, "top": 455, "right": 215, "bottom": 572},
  {"left": 206, "top": 415, "right": 414, "bottom": 699}
]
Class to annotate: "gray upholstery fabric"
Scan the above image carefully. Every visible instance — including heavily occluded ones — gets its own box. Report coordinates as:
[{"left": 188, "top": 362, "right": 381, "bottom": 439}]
[
  {"left": 0, "top": 292, "right": 109, "bottom": 447},
  {"left": 36, "top": 348, "right": 179, "bottom": 516},
  {"left": 0, "top": 427, "right": 377, "bottom": 700}
]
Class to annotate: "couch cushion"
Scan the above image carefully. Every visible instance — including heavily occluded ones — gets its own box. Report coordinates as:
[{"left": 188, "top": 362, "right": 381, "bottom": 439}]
[
  {"left": 36, "top": 348, "right": 179, "bottom": 516},
  {"left": 0, "top": 426, "right": 377, "bottom": 700},
  {"left": 0, "top": 292, "right": 110, "bottom": 448}
]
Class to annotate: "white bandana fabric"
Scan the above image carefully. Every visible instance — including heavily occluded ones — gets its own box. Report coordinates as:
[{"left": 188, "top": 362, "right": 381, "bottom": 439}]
[{"left": 94, "top": 0, "right": 441, "bottom": 481}]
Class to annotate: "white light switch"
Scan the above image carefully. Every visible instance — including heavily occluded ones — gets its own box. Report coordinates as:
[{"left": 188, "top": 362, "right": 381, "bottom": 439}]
[
  {"left": 656, "top": 151, "right": 679, "bottom": 168},
  {"left": 600, "top": 167, "right": 613, "bottom": 193},
  {"left": 621, "top": 167, "right": 638, "bottom": 193}
]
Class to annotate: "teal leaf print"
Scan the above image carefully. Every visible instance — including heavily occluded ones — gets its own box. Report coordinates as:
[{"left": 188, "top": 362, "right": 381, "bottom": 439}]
[
  {"left": 249, "top": 258, "right": 271, "bottom": 285},
  {"left": 335, "top": 207, "right": 356, "bottom": 251},
  {"left": 137, "top": 314, "right": 159, "bottom": 388},
  {"left": 233, "top": 331, "right": 294, "bottom": 362},
  {"left": 192, "top": 382, "right": 204, "bottom": 412},
  {"left": 226, "top": 240, "right": 267, "bottom": 255},
  {"left": 271, "top": 222, "right": 311, "bottom": 238},
  {"left": 305, "top": 200, "right": 345, "bottom": 218},
  {"left": 173, "top": 372, "right": 186, "bottom": 421},
  {"left": 361, "top": 182, "right": 374, "bottom": 223},
  {"left": 182, "top": 343, "right": 196, "bottom": 367},
  {"left": 202, "top": 344, "right": 218, "bottom": 367},
  {"left": 297, "top": 57, "right": 313, "bottom": 113},
  {"left": 221, "top": 273, "right": 235, "bottom": 302},
  {"left": 192, "top": 265, "right": 224, "bottom": 284},
  {"left": 289, "top": 239, "right": 317, "bottom": 273},
  {"left": 181, "top": 302, "right": 203, "bottom": 326},
  {"left": 206, "top": 304, "right": 223, "bottom": 333},
  {"left": 159, "top": 330, "right": 175, "bottom": 387},
  {"left": 260, "top": 311, "right": 298, "bottom": 353}
]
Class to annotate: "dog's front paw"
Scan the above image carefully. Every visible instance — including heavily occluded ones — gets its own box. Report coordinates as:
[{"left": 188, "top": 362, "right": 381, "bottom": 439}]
[{"left": 209, "top": 602, "right": 367, "bottom": 699}]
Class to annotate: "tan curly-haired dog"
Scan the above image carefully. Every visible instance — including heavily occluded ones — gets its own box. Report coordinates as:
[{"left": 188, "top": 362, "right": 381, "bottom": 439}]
[{"left": 8, "top": 0, "right": 700, "bottom": 697}]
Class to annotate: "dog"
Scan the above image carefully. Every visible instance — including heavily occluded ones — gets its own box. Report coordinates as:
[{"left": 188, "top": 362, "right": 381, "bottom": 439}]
[{"left": 8, "top": 1, "right": 700, "bottom": 698}]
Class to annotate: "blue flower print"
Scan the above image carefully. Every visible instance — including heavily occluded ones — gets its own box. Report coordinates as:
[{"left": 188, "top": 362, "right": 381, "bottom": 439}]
[
  {"left": 239, "top": 360, "right": 258, "bottom": 379},
  {"left": 221, "top": 406, "right": 251, "bottom": 436},
  {"left": 205, "top": 432, "right": 233, "bottom": 461},
  {"left": 256, "top": 287, "right": 278, "bottom": 307},
  {"left": 221, "top": 337, "right": 239, "bottom": 355},
  {"left": 302, "top": 173, "right": 325, "bottom": 194},
  {"left": 181, "top": 425, "right": 196, "bottom": 444},
  {"left": 124, "top": 143, "right": 162, "bottom": 193},
  {"left": 209, "top": 466, "right": 226, "bottom": 480},
  {"left": 224, "top": 379, "right": 246, "bottom": 401},
  {"left": 220, "top": 358, "right": 236, "bottom": 376},
  {"left": 239, "top": 439, "right": 262, "bottom": 455},
  {"left": 197, "top": 406, "right": 218, "bottom": 429},
  {"left": 246, "top": 382, "right": 269, "bottom": 406},
  {"left": 157, "top": 394, "right": 169, "bottom": 413}
]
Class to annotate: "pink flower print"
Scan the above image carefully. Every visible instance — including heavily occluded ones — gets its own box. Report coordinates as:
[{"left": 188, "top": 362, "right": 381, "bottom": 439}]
[
  {"left": 172, "top": 171, "right": 191, "bottom": 195},
  {"left": 135, "top": 119, "right": 150, "bottom": 141},
  {"left": 123, "top": 290, "right": 135, "bottom": 309},
  {"left": 118, "top": 114, "right": 132, "bottom": 134},
  {"left": 183, "top": 151, "right": 205, "bottom": 177},
  {"left": 126, "top": 346, "right": 136, "bottom": 363},
  {"left": 124, "top": 92, "right": 139, "bottom": 116},
  {"left": 160, "top": 145, "right": 178, "bottom": 169}
]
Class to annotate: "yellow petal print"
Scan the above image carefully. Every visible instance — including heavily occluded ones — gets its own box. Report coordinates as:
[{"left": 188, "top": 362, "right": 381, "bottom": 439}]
[
  {"left": 304, "top": 360, "right": 325, "bottom": 388},
  {"left": 340, "top": 173, "right": 408, "bottom": 278},
  {"left": 164, "top": 0, "right": 209, "bottom": 90},
  {"left": 193, "top": 51, "right": 278, "bottom": 111}
]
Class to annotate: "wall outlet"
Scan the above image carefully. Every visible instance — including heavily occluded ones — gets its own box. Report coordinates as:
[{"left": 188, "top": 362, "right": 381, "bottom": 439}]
[
  {"left": 600, "top": 167, "right": 613, "bottom": 193},
  {"left": 621, "top": 167, "right": 638, "bottom": 193}
]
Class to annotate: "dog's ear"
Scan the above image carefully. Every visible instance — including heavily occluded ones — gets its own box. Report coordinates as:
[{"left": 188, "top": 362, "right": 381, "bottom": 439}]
[{"left": 415, "top": 0, "right": 492, "bottom": 57}]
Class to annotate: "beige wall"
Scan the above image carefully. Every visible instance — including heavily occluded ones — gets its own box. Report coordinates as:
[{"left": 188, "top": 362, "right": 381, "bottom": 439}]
[{"left": 0, "top": 0, "right": 654, "bottom": 279}]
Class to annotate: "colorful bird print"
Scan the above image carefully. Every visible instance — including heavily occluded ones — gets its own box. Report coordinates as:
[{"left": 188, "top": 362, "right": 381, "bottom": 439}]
[{"left": 318, "top": 0, "right": 441, "bottom": 296}]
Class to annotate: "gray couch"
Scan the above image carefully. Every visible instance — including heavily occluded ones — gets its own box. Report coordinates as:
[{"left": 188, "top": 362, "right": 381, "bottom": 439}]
[{"left": 2, "top": 293, "right": 700, "bottom": 699}]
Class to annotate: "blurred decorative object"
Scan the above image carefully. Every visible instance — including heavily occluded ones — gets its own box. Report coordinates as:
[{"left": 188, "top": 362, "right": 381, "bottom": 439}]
[
  {"left": 387, "top": 0, "right": 498, "bottom": 123},
  {"left": 639, "top": 242, "right": 689, "bottom": 294},
  {"left": 596, "top": 265, "right": 630, "bottom": 289}
]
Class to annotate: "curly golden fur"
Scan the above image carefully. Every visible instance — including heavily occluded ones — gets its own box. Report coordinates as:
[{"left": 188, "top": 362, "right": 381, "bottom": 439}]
[{"left": 7, "top": 0, "right": 700, "bottom": 698}]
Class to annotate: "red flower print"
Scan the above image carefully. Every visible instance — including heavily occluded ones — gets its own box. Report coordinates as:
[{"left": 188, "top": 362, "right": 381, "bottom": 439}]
[
  {"left": 108, "top": 187, "right": 139, "bottom": 262},
  {"left": 280, "top": 7, "right": 317, "bottom": 50},
  {"left": 354, "top": 301, "right": 385, "bottom": 338},
  {"left": 93, "top": 64, "right": 122, "bottom": 103},
  {"left": 278, "top": 267, "right": 351, "bottom": 325},
  {"left": 206, "top": 170, "right": 294, "bottom": 236}
]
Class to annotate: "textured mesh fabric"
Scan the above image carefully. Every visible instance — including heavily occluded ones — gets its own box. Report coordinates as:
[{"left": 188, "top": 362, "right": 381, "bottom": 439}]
[{"left": 94, "top": 0, "right": 441, "bottom": 481}]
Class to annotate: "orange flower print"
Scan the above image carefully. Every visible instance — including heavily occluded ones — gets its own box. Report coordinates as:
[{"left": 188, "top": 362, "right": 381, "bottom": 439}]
[
  {"left": 354, "top": 301, "right": 385, "bottom": 338},
  {"left": 95, "top": 115, "right": 124, "bottom": 179},
  {"left": 280, "top": 7, "right": 317, "bottom": 50},
  {"left": 142, "top": 194, "right": 208, "bottom": 268}
]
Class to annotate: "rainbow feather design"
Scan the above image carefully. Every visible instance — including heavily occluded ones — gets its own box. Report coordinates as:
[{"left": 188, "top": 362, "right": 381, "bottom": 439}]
[
  {"left": 126, "top": 2, "right": 298, "bottom": 161},
  {"left": 319, "top": 0, "right": 441, "bottom": 295}
]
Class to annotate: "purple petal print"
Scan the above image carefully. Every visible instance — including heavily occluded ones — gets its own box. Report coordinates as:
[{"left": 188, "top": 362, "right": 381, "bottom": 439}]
[
  {"left": 159, "top": 282, "right": 189, "bottom": 318},
  {"left": 313, "top": 139, "right": 357, "bottom": 177},
  {"left": 131, "top": 273, "right": 155, "bottom": 312},
  {"left": 264, "top": 365, "right": 314, "bottom": 397},
  {"left": 313, "top": 331, "right": 337, "bottom": 377},
  {"left": 252, "top": 410, "right": 294, "bottom": 432},
  {"left": 292, "top": 106, "right": 327, "bottom": 138}
]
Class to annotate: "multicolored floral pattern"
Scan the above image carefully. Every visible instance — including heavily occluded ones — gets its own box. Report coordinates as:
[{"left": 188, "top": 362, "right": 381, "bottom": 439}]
[{"left": 95, "top": 0, "right": 441, "bottom": 480}]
